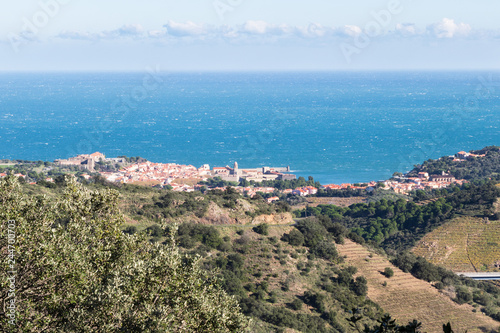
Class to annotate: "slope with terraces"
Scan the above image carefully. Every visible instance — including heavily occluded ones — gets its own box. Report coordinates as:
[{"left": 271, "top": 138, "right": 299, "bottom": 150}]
[
  {"left": 412, "top": 216, "right": 500, "bottom": 272},
  {"left": 336, "top": 239, "right": 500, "bottom": 333}
]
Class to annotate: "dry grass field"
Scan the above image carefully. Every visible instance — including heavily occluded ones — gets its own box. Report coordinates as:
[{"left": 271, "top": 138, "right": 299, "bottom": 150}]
[
  {"left": 412, "top": 216, "right": 500, "bottom": 272},
  {"left": 337, "top": 239, "right": 500, "bottom": 333},
  {"left": 291, "top": 196, "right": 367, "bottom": 209}
]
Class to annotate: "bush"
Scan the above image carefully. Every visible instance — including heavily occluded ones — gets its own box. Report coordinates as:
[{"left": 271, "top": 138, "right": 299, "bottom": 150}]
[
  {"left": 392, "top": 252, "right": 417, "bottom": 273},
  {"left": 253, "top": 223, "right": 269, "bottom": 235},
  {"left": 145, "top": 224, "right": 164, "bottom": 237},
  {"left": 281, "top": 229, "right": 305, "bottom": 247},
  {"left": 217, "top": 241, "right": 232, "bottom": 252},
  {"left": 352, "top": 276, "right": 368, "bottom": 296},
  {"left": 347, "top": 231, "right": 365, "bottom": 244},
  {"left": 290, "top": 298, "right": 303, "bottom": 310},
  {"left": 411, "top": 258, "right": 440, "bottom": 282},
  {"left": 303, "top": 291, "right": 326, "bottom": 313},
  {"left": 473, "top": 292, "right": 492, "bottom": 307},
  {"left": 296, "top": 218, "right": 328, "bottom": 247},
  {"left": 268, "top": 294, "right": 278, "bottom": 304},
  {"left": 310, "top": 241, "right": 339, "bottom": 261},
  {"left": 178, "top": 235, "right": 196, "bottom": 249},
  {"left": 384, "top": 267, "right": 394, "bottom": 278},
  {"left": 123, "top": 226, "right": 137, "bottom": 235},
  {"left": 455, "top": 287, "right": 473, "bottom": 304},
  {"left": 178, "top": 223, "right": 222, "bottom": 249}
]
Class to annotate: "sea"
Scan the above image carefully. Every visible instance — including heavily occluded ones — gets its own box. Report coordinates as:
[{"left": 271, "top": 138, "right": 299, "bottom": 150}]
[{"left": 1, "top": 71, "right": 499, "bottom": 184}]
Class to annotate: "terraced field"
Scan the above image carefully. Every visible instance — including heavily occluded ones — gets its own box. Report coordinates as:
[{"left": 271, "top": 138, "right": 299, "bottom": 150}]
[
  {"left": 337, "top": 239, "right": 500, "bottom": 333},
  {"left": 412, "top": 216, "right": 500, "bottom": 272}
]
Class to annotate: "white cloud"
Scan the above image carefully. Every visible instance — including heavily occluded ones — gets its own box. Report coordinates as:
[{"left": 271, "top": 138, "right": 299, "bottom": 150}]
[
  {"left": 58, "top": 24, "right": 146, "bottom": 40},
  {"left": 53, "top": 19, "right": 488, "bottom": 44},
  {"left": 148, "top": 30, "right": 166, "bottom": 38},
  {"left": 427, "top": 18, "right": 471, "bottom": 38},
  {"left": 340, "top": 25, "right": 362, "bottom": 37},
  {"left": 395, "top": 23, "right": 419, "bottom": 37},
  {"left": 58, "top": 30, "right": 100, "bottom": 40},
  {"left": 240, "top": 21, "right": 293, "bottom": 36},
  {"left": 163, "top": 20, "right": 208, "bottom": 37},
  {"left": 242, "top": 20, "right": 268, "bottom": 35},
  {"left": 117, "top": 24, "right": 144, "bottom": 36},
  {"left": 296, "top": 23, "right": 329, "bottom": 38}
]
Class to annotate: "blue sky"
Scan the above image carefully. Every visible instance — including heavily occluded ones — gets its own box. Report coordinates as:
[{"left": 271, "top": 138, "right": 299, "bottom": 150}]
[{"left": 1, "top": 0, "right": 500, "bottom": 71}]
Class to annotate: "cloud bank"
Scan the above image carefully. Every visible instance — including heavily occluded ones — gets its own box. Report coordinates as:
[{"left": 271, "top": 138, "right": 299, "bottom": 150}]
[{"left": 51, "top": 18, "right": 488, "bottom": 43}]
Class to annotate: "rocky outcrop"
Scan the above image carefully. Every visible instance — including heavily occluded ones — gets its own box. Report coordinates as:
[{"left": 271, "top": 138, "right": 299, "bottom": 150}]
[{"left": 251, "top": 212, "right": 294, "bottom": 225}]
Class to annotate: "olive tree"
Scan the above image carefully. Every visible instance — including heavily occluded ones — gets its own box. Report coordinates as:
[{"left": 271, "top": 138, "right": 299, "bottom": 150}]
[{"left": 0, "top": 176, "right": 249, "bottom": 332}]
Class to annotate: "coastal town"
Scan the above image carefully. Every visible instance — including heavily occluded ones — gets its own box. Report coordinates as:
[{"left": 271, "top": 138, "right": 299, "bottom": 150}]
[{"left": 0, "top": 149, "right": 486, "bottom": 198}]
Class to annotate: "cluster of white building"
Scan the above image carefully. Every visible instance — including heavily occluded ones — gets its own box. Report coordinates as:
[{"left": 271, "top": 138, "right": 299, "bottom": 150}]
[
  {"left": 2, "top": 149, "right": 487, "bottom": 198},
  {"left": 100, "top": 161, "right": 211, "bottom": 186},
  {"left": 384, "top": 172, "right": 467, "bottom": 195},
  {"left": 454, "top": 151, "right": 486, "bottom": 161},
  {"left": 214, "top": 162, "right": 295, "bottom": 182}
]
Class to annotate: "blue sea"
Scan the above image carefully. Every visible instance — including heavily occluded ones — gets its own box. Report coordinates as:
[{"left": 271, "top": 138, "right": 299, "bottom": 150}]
[{"left": 0, "top": 71, "right": 499, "bottom": 184}]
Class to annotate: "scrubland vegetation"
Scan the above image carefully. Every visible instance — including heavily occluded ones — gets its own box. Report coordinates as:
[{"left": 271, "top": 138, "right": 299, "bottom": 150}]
[{"left": 2, "top": 147, "right": 500, "bottom": 332}]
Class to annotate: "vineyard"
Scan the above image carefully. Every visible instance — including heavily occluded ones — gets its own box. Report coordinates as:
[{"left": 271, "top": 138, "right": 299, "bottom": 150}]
[
  {"left": 337, "top": 239, "right": 500, "bottom": 333},
  {"left": 412, "top": 216, "right": 500, "bottom": 272}
]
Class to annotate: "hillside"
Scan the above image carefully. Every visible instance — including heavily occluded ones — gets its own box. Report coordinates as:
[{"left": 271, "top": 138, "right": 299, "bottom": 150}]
[
  {"left": 412, "top": 216, "right": 500, "bottom": 272},
  {"left": 338, "top": 239, "right": 500, "bottom": 332},
  {"left": 408, "top": 146, "right": 500, "bottom": 181},
  {"left": 5, "top": 169, "right": 500, "bottom": 332}
]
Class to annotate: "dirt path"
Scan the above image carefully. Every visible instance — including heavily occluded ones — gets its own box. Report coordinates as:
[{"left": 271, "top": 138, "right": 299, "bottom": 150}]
[{"left": 337, "top": 239, "right": 500, "bottom": 333}]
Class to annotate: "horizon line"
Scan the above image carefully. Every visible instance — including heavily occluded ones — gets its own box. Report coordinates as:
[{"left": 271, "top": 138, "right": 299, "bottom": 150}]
[{"left": 2, "top": 68, "right": 500, "bottom": 73}]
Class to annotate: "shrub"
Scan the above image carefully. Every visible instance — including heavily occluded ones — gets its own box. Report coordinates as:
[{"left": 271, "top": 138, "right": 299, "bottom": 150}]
[
  {"left": 303, "top": 291, "right": 326, "bottom": 312},
  {"left": 384, "top": 267, "right": 394, "bottom": 278},
  {"left": 217, "top": 241, "right": 232, "bottom": 252},
  {"left": 145, "top": 224, "right": 164, "bottom": 237},
  {"left": 392, "top": 252, "right": 417, "bottom": 273},
  {"left": 177, "top": 223, "right": 222, "bottom": 249},
  {"left": 352, "top": 276, "right": 368, "bottom": 296},
  {"left": 410, "top": 258, "right": 440, "bottom": 282},
  {"left": 290, "top": 298, "right": 303, "bottom": 310},
  {"left": 455, "top": 287, "right": 473, "bottom": 304},
  {"left": 295, "top": 218, "right": 328, "bottom": 247},
  {"left": 123, "top": 226, "right": 137, "bottom": 235},
  {"left": 473, "top": 292, "right": 492, "bottom": 306},
  {"left": 281, "top": 229, "right": 305, "bottom": 247},
  {"left": 253, "top": 223, "right": 269, "bottom": 235},
  {"left": 347, "top": 231, "right": 365, "bottom": 244},
  {"left": 311, "top": 241, "right": 339, "bottom": 261},
  {"left": 268, "top": 294, "right": 278, "bottom": 304},
  {"left": 178, "top": 235, "right": 196, "bottom": 249}
]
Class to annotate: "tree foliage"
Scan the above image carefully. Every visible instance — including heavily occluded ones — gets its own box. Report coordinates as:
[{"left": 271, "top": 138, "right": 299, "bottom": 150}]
[{"left": 0, "top": 176, "right": 249, "bottom": 332}]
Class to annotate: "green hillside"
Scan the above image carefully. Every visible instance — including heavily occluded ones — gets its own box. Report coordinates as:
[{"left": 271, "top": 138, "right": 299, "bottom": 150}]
[{"left": 3, "top": 176, "right": 500, "bottom": 332}]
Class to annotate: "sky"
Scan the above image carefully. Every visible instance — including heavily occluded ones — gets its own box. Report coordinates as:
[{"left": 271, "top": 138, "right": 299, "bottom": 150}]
[{"left": 1, "top": 0, "right": 500, "bottom": 71}]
